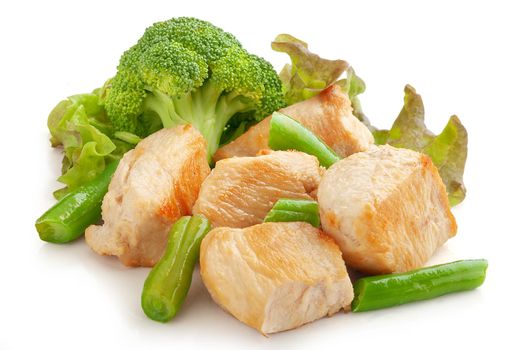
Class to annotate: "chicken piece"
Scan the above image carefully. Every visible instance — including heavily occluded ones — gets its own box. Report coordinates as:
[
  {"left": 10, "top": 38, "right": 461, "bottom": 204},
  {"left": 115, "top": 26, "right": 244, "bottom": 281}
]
[
  {"left": 192, "top": 151, "right": 323, "bottom": 228},
  {"left": 200, "top": 222, "right": 353, "bottom": 334},
  {"left": 213, "top": 85, "right": 373, "bottom": 162},
  {"left": 85, "top": 125, "right": 210, "bottom": 267},
  {"left": 318, "top": 145, "right": 457, "bottom": 274}
]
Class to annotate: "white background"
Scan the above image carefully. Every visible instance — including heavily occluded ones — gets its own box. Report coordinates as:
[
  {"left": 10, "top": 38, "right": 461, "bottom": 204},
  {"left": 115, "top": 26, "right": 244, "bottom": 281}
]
[{"left": 1, "top": 0, "right": 525, "bottom": 349}]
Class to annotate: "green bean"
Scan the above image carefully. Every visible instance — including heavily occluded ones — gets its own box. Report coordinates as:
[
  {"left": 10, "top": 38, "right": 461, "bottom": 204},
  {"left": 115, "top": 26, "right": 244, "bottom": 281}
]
[
  {"left": 35, "top": 160, "right": 119, "bottom": 243},
  {"left": 268, "top": 112, "right": 341, "bottom": 168},
  {"left": 264, "top": 198, "right": 320, "bottom": 227},
  {"left": 141, "top": 215, "right": 211, "bottom": 322},
  {"left": 351, "top": 259, "right": 488, "bottom": 312}
]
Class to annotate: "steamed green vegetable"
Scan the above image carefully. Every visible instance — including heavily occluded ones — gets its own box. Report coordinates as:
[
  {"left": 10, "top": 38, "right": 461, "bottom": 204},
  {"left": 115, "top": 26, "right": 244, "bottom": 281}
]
[
  {"left": 47, "top": 17, "right": 285, "bottom": 198},
  {"left": 273, "top": 35, "right": 468, "bottom": 205},
  {"left": 352, "top": 259, "right": 488, "bottom": 312},
  {"left": 268, "top": 112, "right": 340, "bottom": 168},
  {"left": 105, "top": 17, "right": 284, "bottom": 160},
  {"left": 35, "top": 160, "right": 119, "bottom": 243},
  {"left": 264, "top": 199, "right": 320, "bottom": 227},
  {"left": 142, "top": 215, "right": 211, "bottom": 322}
]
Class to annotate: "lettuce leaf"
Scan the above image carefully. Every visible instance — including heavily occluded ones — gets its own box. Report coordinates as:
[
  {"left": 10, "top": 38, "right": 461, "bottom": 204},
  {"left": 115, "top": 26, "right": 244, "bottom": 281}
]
[
  {"left": 47, "top": 89, "right": 133, "bottom": 199},
  {"left": 271, "top": 34, "right": 349, "bottom": 105},
  {"left": 273, "top": 35, "right": 468, "bottom": 205},
  {"left": 371, "top": 85, "right": 467, "bottom": 206},
  {"left": 271, "top": 34, "right": 370, "bottom": 126},
  {"left": 336, "top": 67, "right": 370, "bottom": 126}
]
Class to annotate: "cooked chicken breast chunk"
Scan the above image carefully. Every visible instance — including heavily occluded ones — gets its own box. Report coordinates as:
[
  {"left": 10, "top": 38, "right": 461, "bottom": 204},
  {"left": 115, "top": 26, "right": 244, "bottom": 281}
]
[
  {"left": 318, "top": 145, "right": 457, "bottom": 274},
  {"left": 85, "top": 125, "right": 210, "bottom": 267},
  {"left": 200, "top": 222, "right": 353, "bottom": 334},
  {"left": 213, "top": 85, "right": 373, "bottom": 162},
  {"left": 193, "top": 151, "right": 323, "bottom": 228}
]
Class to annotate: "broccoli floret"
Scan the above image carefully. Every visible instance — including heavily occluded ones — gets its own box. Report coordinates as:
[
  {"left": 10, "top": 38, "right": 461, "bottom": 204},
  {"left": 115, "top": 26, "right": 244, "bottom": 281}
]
[{"left": 105, "top": 17, "right": 285, "bottom": 159}]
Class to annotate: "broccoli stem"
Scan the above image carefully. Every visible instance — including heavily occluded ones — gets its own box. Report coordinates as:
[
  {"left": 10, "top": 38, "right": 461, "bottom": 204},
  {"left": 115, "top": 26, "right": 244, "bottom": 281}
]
[
  {"left": 144, "top": 80, "right": 252, "bottom": 160},
  {"left": 144, "top": 91, "right": 187, "bottom": 127},
  {"left": 203, "top": 92, "right": 251, "bottom": 158},
  {"left": 114, "top": 131, "right": 142, "bottom": 145}
]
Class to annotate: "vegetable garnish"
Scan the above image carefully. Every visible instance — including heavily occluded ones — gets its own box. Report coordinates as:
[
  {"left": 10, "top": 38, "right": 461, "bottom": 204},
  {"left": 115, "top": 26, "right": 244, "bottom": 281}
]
[
  {"left": 48, "top": 90, "right": 133, "bottom": 199},
  {"left": 272, "top": 34, "right": 367, "bottom": 124},
  {"left": 264, "top": 199, "right": 320, "bottom": 228},
  {"left": 268, "top": 112, "right": 341, "bottom": 168},
  {"left": 271, "top": 34, "right": 349, "bottom": 105},
  {"left": 47, "top": 17, "right": 285, "bottom": 198},
  {"left": 273, "top": 34, "right": 468, "bottom": 206},
  {"left": 142, "top": 215, "right": 211, "bottom": 322},
  {"left": 105, "top": 17, "right": 284, "bottom": 161},
  {"left": 373, "top": 85, "right": 468, "bottom": 206},
  {"left": 351, "top": 259, "right": 488, "bottom": 312},
  {"left": 35, "top": 160, "right": 119, "bottom": 243}
]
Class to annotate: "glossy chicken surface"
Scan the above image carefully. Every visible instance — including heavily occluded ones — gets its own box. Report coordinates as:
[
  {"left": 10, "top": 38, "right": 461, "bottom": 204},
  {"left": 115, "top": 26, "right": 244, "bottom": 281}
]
[
  {"left": 200, "top": 222, "right": 353, "bottom": 334},
  {"left": 318, "top": 145, "right": 457, "bottom": 274},
  {"left": 193, "top": 151, "right": 323, "bottom": 228},
  {"left": 85, "top": 125, "right": 210, "bottom": 267}
]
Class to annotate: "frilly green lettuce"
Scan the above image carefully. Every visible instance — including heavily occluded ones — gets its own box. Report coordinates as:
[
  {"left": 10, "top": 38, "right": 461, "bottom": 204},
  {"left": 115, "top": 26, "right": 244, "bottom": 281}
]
[
  {"left": 274, "top": 35, "right": 468, "bottom": 205},
  {"left": 336, "top": 67, "right": 369, "bottom": 125},
  {"left": 47, "top": 89, "right": 134, "bottom": 199},
  {"left": 271, "top": 34, "right": 349, "bottom": 105},
  {"left": 376, "top": 85, "right": 468, "bottom": 205}
]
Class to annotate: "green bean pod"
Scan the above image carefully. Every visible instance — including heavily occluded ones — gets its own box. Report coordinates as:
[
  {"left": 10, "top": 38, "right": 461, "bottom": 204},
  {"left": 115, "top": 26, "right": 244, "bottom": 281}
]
[
  {"left": 351, "top": 259, "right": 488, "bottom": 312},
  {"left": 268, "top": 112, "right": 341, "bottom": 168},
  {"left": 35, "top": 160, "right": 119, "bottom": 243},
  {"left": 141, "top": 215, "right": 211, "bottom": 322},
  {"left": 264, "top": 198, "right": 320, "bottom": 228}
]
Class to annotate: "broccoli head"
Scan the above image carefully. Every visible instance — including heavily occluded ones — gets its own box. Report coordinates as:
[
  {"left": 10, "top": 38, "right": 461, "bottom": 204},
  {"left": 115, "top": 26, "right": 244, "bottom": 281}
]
[{"left": 105, "top": 17, "right": 285, "bottom": 159}]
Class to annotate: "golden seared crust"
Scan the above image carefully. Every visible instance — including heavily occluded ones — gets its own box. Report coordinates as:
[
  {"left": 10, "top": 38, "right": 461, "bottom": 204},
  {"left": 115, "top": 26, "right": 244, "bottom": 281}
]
[
  {"left": 157, "top": 140, "right": 208, "bottom": 221},
  {"left": 318, "top": 145, "right": 457, "bottom": 274},
  {"left": 193, "top": 151, "right": 324, "bottom": 228},
  {"left": 213, "top": 85, "right": 373, "bottom": 162},
  {"left": 200, "top": 222, "right": 353, "bottom": 334},
  {"left": 85, "top": 125, "right": 210, "bottom": 267}
]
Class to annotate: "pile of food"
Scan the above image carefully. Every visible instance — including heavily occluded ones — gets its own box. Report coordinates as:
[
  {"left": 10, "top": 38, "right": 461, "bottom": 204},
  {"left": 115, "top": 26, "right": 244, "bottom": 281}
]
[{"left": 35, "top": 17, "right": 486, "bottom": 335}]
